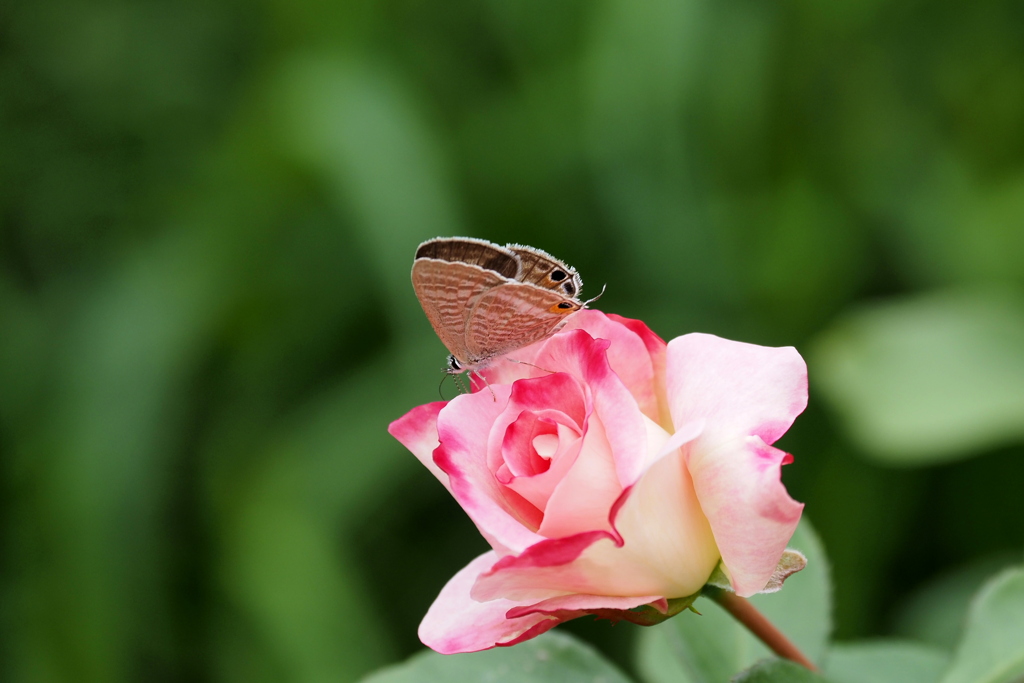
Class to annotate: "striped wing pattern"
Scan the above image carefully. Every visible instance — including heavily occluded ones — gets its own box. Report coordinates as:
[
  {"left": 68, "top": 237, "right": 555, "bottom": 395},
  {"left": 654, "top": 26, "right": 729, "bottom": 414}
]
[
  {"left": 412, "top": 237, "right": 585, "bottom": 371},
  {"left": 465, "top": 283, "right": 580, "bottom": 362},
  {"left": 411, "top": 259, "right": 507, "bottom": 365}
]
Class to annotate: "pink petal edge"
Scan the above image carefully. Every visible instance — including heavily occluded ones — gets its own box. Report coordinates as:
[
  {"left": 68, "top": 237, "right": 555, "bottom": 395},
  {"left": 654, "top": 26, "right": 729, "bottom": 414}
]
[
  {"left": 419, "top": 552, "right": 559, "bottom": 654},
  {"left": 505, "top": 593, "right": 664, "bottom": 619},
  {"left": 665, "top": 334, "right": 807, "bottom": 596},
  {"left": 690, "top": 436, "right": 803, "bottom": 596},
  {"left": 419, "top": 554, "right": 667, "bottom": 654},
  {"left": 562, "top": 310, "right": 661, "bottom": 420},
  {"left": 434, "top": 387, "right": 546, "bottom": 554},
  {"left": 388, "top": 401, "right": 449, "bottom": 491},
  {"left": 665, "top": 333, "right": 808, "bottom": 445}
]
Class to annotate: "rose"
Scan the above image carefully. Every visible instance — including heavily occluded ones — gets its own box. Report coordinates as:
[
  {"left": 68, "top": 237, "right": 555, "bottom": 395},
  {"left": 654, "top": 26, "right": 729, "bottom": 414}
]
[{"left": 389, "top": 310, "right": 807, "bottom": 654}]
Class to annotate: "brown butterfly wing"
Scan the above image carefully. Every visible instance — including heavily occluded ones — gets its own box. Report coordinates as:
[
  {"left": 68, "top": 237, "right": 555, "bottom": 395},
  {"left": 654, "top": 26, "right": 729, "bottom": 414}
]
[
  {"left": 416, "top": 238, "right": 519, "bottom": 279},
  {"left": 411, "top": 259, "right": 508, "bottom": 365},
  {"left": 464, "top": 282, "right": 582, "bottom": 362},
  {"left": 507, "top": 244, "right": 583, "bottom": 299}
]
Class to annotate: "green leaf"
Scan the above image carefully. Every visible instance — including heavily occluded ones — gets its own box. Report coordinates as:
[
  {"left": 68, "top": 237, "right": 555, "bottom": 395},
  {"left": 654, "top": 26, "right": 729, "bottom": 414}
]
[
  {"left": 219, "top": 454, "right": 395, "bottom": 682},
  {"left": 214, "top": 339, "right": 453, "bottom": 682},
  {"left": 635, "top": 518, "right": 831, "bottom": 683},
  {"left": 358, "top": 631, "right": 635, "bottom": 683},
  {"left": 636, "top": 626, "right": 694, "bottom": 683},
  {"left": 274, "top": 54, "right": 463, "bottom": 327},
  {"left": 892, "top": 553, "right": 1021, "bottom": 649},
  {"left": 733, "top": 659, "right": 830, "bottom": 683},
  {"left": 940, "top": 567, "right": 1024, "bottom": 683},
  {"left": 811, "top": 288, "right": 1024, "bottom": 465},
  {"left": 824, "top": 641, "right": 949, "bottom": 683}
]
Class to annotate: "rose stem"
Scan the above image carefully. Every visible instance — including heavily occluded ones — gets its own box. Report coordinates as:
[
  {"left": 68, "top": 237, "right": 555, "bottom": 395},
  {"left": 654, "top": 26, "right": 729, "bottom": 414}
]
[{"left": 704, "top": 588, "right": 818, "bottom": 672}]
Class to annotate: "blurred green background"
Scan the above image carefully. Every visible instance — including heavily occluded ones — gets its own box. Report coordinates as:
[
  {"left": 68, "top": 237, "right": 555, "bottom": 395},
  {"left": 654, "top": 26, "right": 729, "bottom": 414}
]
[{"left": 2, "top": 0, "right": 1023, "bottom": 681}]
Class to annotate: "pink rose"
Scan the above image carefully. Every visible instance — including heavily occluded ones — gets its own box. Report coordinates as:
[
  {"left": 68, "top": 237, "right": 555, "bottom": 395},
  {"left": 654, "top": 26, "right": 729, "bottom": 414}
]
[{"left": 389, "top": 311, "right": 807, "bottom": 654}]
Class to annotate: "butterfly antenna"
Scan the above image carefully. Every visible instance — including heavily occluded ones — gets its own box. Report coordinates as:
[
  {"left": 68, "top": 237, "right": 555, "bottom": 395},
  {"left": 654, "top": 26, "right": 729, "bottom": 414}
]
[
  {"left": 505, "top": 358, "right": 557, "bottom": 375},
  {"left": 582, "top": 283, "right": 607, "bottom": 309}
]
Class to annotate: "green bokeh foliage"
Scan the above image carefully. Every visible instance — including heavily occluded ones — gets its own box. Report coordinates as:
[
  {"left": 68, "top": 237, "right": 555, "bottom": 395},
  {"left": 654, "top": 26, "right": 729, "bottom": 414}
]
[{"left": 2, "top": 0, "right": 1022, "bottom": 681}]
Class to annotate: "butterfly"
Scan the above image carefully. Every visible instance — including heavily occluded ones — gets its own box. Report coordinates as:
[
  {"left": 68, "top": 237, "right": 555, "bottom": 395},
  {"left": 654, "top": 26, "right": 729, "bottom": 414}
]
[{"left": 411, "top": 237, "right": 588, "bottom": 376}]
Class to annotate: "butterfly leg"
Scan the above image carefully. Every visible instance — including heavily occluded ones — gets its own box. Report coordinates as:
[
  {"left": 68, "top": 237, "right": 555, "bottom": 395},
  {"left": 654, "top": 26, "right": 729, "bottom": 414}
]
[{"left": 469, "top": 370, "right": 497, "bottom": 402}]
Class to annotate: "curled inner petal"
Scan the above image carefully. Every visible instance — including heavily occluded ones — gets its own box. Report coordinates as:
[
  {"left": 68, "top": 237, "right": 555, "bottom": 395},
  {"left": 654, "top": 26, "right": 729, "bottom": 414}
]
[
  {"left": 533, "top": 433, "right": 558, "bottom": 458},
  {"left": 499, "top": 411, "right": 576, "bottom": 481},
  {"left": 502, "top": 415, "right": 584, "bottom": 513}
]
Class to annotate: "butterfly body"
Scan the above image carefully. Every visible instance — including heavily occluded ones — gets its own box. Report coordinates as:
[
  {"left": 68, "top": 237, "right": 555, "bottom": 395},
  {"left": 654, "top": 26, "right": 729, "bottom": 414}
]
[{"left": 411, "top": 237, "right": 585, "bottom": 374}]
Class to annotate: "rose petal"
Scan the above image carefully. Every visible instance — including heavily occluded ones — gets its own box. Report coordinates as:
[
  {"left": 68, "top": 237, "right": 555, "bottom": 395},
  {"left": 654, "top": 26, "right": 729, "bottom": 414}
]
[
  {"left": 665, "top": 333, "right": 808, "bottom": 445},
  {"left": 473, "top": 415, "right": 720, "bottom": 601},
  {"left": 471, "top": 530, "right": 616, "bottom": 602},
  {"left": 537, "top": 416, "right": 620, "bottom": 539},
  {"left": 686, "top": 436, "right": 803, "bottom": 596},
  {"left": 607, "top": 313, "right": 667, "bottom": 362},
  {"left": 499, "top": 409, "right": 574, "bottom": 479},
  {"left": 418, "top": 552, "right": 560, "bottom": 654},
  {"left": 666, "top": 334, "right": 806, "bottom": 596},
  {"left": 532, "top": 329, "right": 650, "bottom": 487},
  {"left": 523, "top": 330, "right": 650, "bottom": 537},
  {"left": 478, "top": 310, "right": 665, "bottom": 424},
  {"left": 422, "top": 560, "right": 665, "bottom": 654},
  {"left": 563, "top": 310, "right": 661, "bottom": 420},
  {"left": 655, "top": 418, "right": 705, "bottom": 462},
  {"left": 485, "top": 373, "right": 589, "bottom": 516},
  {"left": 487, "top": 372, "right": 586, "bottom": 481},
  {"left": 504, "top": 420, "right": 584, "bottom": 513},
  {"left": 604, "top": 424, "right": 720, "bottom": 598},
  {"left": 607, "top": 313, "right": 670, "bottom": 426},
  {"left": 435, "top": 388, "right": 545, "bottom": 554},
  {"left": 388, "top": 401, "right": 449, "bottom": 491},
  {"left": 505, "top": 593, "right": 663, "bottom": 619}
]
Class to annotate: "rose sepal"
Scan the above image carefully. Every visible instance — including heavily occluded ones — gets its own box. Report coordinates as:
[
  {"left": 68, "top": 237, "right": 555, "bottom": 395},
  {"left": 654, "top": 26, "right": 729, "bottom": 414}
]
[
  {"left": 584, "top": 592, "right": 703, "bottom": 627},
  {"left": 703, "top": 549, "right": 808, "bottom": 596},
  {"left": 582, "top": 547, "right": 809, "bottom": 631}
]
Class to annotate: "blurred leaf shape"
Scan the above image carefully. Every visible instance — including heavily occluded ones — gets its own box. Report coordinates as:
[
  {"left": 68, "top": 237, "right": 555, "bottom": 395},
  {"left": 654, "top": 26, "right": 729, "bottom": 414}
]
[
  {"left": 273, "top": 54, "right": 463, "bottom": 323},
  {"left": 583, "top": 0, "right": 742, "bottom": 326},
  {"left": 899, "top": 161, "right": 1024, "bottom": 288},
  {"left": 738, "top": 179, "right": 865, "bottom": 336},
  {"left": 812, "top": 288, "right": 1024, "bottom": 465},
  {"left": 358, "top": 631, "right": 634, "bottom": 683},
  {"left": 219, "top": 454, "right": 393, "bottom": 683},
  {"left": 213, "top": 338, "right": 449, "bottom": 682},
  {"left": 8, "top": 223, "right": 251, "bottom": 682},
  {"left": 824, "top": 641, "right": 949, "bottom": 683},
  {"left": 892, "top": 552, "right": 1021, "bottom": 649},
  {"left": 732, "top": 659, "right": 829, "bottom": 683},
  {"left": 939, "top": 567, "right": 1024, "bottom": 683},
  {"left": 635, "top": 518, "right": 831, "bottom": 683}
]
